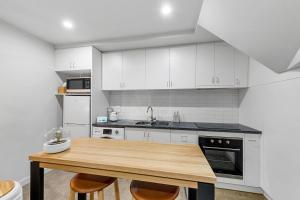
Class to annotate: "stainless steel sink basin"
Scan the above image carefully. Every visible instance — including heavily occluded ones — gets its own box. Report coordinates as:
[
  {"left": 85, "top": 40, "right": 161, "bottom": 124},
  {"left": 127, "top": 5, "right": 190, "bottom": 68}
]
[
  {"left": 135, "top": 121, "right": 152, "bottom": 126},
  {"left": 155, "top": 121, "right": 170, "bottom": 126},
  {"left": 135, "top": 121, "right": 170, "bottom": 126}
]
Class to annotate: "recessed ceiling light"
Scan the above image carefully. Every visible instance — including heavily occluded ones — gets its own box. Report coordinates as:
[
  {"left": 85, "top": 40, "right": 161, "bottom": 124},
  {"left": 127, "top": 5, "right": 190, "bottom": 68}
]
[
  {"left": 62, "top": 20, "right": 74, "bottom": 29},
  {"left": 161, "top": 3, "right": 172, "bottom": 17}
]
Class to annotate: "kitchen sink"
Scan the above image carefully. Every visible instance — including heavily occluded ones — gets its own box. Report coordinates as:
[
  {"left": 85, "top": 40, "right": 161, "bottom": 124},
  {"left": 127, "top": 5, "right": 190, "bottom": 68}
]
[
  {"left": 135, "top": 121, "right": 170, "bottom": 126},
  {"left": 154, "top": 121, "right": 170, "bottom": 126},
  {"left": 135, "top": 121, "right": 153, "bottom": 126}
]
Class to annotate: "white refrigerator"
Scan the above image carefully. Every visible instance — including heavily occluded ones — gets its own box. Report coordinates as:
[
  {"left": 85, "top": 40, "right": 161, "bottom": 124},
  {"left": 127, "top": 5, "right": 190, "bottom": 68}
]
[{"left": 63, "top": 95, "right": 90, "bottom": 138}]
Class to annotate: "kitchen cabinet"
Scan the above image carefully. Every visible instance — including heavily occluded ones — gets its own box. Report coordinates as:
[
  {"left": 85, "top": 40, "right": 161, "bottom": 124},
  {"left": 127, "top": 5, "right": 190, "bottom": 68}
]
[
  {"left": 170, "top": 45, "right": 196, "bottom": 89},
  {"left": 55, "top": 47, "right": 92, "bottom": 72},
  {"left": 214, "top": 42, "right": 235, "bottom": 87},
  {"left": 102, "top": 52, "right": 123, "bottom": 90},
  {"left": 125, "top": 128, "right": 146, "bottom": 141},
  {"left": 122, "top": 49, "right": 146, "bottom": 90},
  {"left": 234, "top": 50, "right": 249, "bottom": 88},
  {"left": 244, "top": 134, "right": 261, "bottom": 187},
  {"left": 196, "top": 43, "right": 215, "bottom": 87},
  {"left": 102, "top": 43, "right": 249, "bottom": 90},
  {"left": 171, "top": 130, "right": 198, "bottom": 144},
  {"left": 125, "top": 128, "right": 170, "bottom": 144},
  {"left": 146, "top": 48, "right": 170, "bottom": 89},
  {"left": 148, "top": 129, "right": 171, "bottom": 144}
]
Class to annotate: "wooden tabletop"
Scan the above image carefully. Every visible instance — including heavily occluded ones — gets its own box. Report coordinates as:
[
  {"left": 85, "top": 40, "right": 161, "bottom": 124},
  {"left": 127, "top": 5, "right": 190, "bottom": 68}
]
[
  {"left": 0, "top": 180, "right": 15, "bottom": 197},
  {"left": 29, "top": 138, "right": 216, "bottom": 187}
]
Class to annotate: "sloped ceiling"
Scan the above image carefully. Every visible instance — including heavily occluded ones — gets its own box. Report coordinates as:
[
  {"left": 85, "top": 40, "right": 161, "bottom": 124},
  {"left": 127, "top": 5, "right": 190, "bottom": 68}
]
[{"left": 198, "top": 0, "right": 300, "bottom": 73}]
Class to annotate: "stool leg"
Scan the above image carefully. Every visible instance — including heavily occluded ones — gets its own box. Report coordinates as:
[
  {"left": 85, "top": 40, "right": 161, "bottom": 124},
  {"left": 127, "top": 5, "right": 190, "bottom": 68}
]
[
  {"left": 114, "top": 180, "right": 120, "bottom": 200},
  {"left": 98, "top": 190, "right": 104, "bottom": 200},
  {"left": 90, "top": 192, "right": 94, "bottom": 200},
  {"left": 68, "top": 189, "right": 75, "bottom": 200}
]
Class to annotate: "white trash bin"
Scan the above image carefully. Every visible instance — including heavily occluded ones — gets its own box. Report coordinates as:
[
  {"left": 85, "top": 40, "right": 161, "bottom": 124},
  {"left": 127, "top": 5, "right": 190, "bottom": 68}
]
[{"left": 0, "top": 181, "right": 22, "bottom": 200}]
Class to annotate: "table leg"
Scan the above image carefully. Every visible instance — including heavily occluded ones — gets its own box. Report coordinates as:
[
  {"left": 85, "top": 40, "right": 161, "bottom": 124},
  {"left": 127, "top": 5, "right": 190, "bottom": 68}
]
[
  {"left": 30, "top": 161, "right": 44, "bottom": 200},
  {"left": 78, "top": 193, "right": 87, "bottom": 200},
  {"left": 188, "top": 183, "right": 215, "bottom": 200}
]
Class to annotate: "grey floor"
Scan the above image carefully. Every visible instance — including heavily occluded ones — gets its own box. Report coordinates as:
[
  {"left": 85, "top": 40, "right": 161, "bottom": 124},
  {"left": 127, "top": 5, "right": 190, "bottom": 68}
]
[{"left": 23, "top": 170, "right": 266, "bottom": 200}]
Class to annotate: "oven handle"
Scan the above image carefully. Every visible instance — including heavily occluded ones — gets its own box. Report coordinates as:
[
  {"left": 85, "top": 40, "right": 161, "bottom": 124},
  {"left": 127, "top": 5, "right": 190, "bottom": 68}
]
[{"left": 202, "top": 146, "right": 241, "bottom": 152}]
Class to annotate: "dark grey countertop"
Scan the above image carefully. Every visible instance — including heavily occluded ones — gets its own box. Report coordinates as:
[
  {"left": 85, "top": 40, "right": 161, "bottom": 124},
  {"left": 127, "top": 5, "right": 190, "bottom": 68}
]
[{"left": 93, "top": 120, "right": 262, "bottom": 134}]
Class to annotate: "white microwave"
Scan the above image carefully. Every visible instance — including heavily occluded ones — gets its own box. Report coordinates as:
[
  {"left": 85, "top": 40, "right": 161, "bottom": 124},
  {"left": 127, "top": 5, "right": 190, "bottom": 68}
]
[{"left": 66, "top": 77, "right": 91, "bottom": 93}]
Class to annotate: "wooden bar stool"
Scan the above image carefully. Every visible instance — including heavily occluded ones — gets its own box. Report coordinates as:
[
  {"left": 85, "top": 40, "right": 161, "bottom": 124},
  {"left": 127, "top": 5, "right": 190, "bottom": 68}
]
[
  {"left": 130, "top": 180, "right": 180, "bottom": 200},
  {"left": 69, "top": 174, "right": 120, "bottom": 200}
]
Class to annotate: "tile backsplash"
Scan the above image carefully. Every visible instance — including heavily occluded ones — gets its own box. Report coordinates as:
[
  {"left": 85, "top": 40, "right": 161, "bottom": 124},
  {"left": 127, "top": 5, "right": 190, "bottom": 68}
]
[{"left": 109, "top": 89, "right": 239, "bottom": 123}]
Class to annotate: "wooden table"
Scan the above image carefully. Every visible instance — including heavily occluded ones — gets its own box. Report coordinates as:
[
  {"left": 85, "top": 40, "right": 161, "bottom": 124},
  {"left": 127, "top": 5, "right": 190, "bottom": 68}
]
[{"left": 29, "top": 138, "right": 216, "bottom": 200}]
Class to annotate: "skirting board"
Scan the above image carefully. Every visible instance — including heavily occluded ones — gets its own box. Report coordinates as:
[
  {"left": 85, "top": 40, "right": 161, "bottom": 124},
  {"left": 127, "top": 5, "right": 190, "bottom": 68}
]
[
  {"left": 18, "top": 169, "right": 52, "bottom": 186},
  {"left": 263, "top": 190, "right": 273, "bottom": 200},
  {"left": 216, "top": 182, "right": 263, "bottom": 194}
]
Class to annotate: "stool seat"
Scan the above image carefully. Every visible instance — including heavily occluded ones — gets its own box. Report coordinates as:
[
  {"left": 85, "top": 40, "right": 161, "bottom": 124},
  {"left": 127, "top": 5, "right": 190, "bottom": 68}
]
[
  {"left": 70, "top": 174, "right": 116, "bottom": 193},
  {"left": 130, "top": 180, "right": 180, "bottom": 200}
]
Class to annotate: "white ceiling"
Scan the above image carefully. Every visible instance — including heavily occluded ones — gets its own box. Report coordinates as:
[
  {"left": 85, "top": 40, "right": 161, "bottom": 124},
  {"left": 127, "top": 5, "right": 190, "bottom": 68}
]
[
  {"left": 0, "top": 0, "right": 220, "bottom": 48},
  {"left": 198, "top": 0, "right": 300, "bottom": 73}
]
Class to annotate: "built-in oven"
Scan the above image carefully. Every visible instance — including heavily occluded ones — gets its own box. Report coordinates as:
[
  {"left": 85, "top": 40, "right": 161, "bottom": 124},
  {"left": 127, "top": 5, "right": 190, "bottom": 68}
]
[{"left": 199, "top": 136, "right": 243, "bottom": 179}]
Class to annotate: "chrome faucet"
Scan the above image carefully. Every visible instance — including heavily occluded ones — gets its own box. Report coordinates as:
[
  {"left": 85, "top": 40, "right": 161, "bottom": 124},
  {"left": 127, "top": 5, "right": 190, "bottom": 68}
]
[{"left": 146, "top": 106, "right": 156, "bottom": 122}]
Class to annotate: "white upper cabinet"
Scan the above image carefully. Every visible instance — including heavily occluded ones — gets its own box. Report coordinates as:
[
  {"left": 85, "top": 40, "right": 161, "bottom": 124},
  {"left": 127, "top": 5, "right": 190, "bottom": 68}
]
[
  {"left": 214, "top": 42, "right": 235, "bottom": 87},
  {"left": 55, "top": 47, "right": 92, "bottom": 71},
  {"left": 122, "top": 49, "right": 146, "bottom": 90},
  {"left": 102, "top": 52, "right": 123, "bottom": 90},
  {"left": 101, "top": 43, "right": 249, "bottom": 90},
  {"left": 170, "top": 45, "right": 196, "bottom": 89},
  {"left": 234, "top": 50, "right": 249, "bottom": 88},
  {"left": 196, "top": 43, "right": 215, "bottom": 87},
  {"left": 146, "top": 48, "right": 170, "bottom": 89}
]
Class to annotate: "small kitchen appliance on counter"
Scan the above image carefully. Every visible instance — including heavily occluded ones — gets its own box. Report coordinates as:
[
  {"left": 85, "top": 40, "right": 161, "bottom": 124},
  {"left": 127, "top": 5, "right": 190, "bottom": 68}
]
[
  {"left": 109, "top": 111, "right": 118, "bottom": 122},
  {"left": 43, "top": 127, "right": 71, "bottom": 154}
]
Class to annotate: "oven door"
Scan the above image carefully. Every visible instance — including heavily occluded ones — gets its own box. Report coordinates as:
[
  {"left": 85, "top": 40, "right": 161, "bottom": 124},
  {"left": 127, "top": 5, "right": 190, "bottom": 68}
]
[{"left": 202, "top": 146, "right": 243, "bottom": 179}]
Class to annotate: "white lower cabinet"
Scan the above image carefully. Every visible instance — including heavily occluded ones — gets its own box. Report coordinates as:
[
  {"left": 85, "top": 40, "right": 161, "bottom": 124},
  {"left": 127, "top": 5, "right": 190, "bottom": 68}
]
[
  {"left": 125, "top": 128, "right": 170, "bottom": 144},
  {"left": 171, "top": 130, "right": 198, "bottom": 144},
  {"left": 148, "top": 129, "right": 171, "bottom": 144},
  {"left": 244, "top": 134, "right": 261, "bottom": 187},
  {"left": 125, "top": 128, "right": 147, "bottom": 141}
]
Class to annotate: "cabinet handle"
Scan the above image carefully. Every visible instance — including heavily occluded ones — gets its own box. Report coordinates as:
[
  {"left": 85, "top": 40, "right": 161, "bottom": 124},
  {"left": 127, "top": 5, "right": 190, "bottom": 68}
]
[{"left": 212, "top": 77, "right": 215, "bottom": 84}]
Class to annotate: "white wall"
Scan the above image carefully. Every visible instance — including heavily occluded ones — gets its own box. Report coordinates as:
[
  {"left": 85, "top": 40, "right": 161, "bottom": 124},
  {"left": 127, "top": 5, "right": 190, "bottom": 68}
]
[
  {"left": 239, "top": 59, "right": 300, "bottom": 200},
  {"left": 0, "top": 20, "right": 60, "bottom": 184},
  {"left": 109, "top": 89, "right": 239, "bottom": 123}
]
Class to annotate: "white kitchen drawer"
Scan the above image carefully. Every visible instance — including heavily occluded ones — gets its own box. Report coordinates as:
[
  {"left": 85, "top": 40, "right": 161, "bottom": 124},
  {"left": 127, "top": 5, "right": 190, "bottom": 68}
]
[{"left": 171, "top": 130, "right": 198, "bottom": 144}]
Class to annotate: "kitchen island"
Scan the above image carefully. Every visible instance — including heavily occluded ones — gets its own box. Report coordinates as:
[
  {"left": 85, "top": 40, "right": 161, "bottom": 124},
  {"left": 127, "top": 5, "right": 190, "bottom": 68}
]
[{"left": 29, "top": 138, "right": 216, "bottom": 200}]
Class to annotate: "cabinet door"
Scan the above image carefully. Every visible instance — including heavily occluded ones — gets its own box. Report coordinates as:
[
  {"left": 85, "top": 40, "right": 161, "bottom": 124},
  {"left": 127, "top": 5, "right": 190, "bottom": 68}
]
[
  {"left": 102, "top": 52, "right": 123, "bottom": 90},
  {"left": 55, "top": 49, "right": 73, "bottom": 71},
  {"left": 214, "top": 42, "right": 235, "bottom": 87},
  {"left": 125, "top": 128, "right": 146, "bottom": 141},
  {"left": 234, "top": 50, "right": 249, "bottom": 88},
  {"left": 170, "top": 45, "right": 196, "bottom": 89},
  {"left": 171, "top": 130, "right": 198, "bottom": 144},
  {"left": 146, "top": 48, "right": 170, "bottom": 89},
  {"left": 72, "top": 47, "right": 92, "bottom": 70},
  {"left": 147, "top": 129, "right": 170, "bottom": 144},
  {"left": 196, "top": 43, "right": 215, "bottom": 87},
  {"left": 123, "top": 49, "right": 146, "bottom": 90},
  {"left": 244, "top": 134, "right": 261, "bottom": 187}
]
